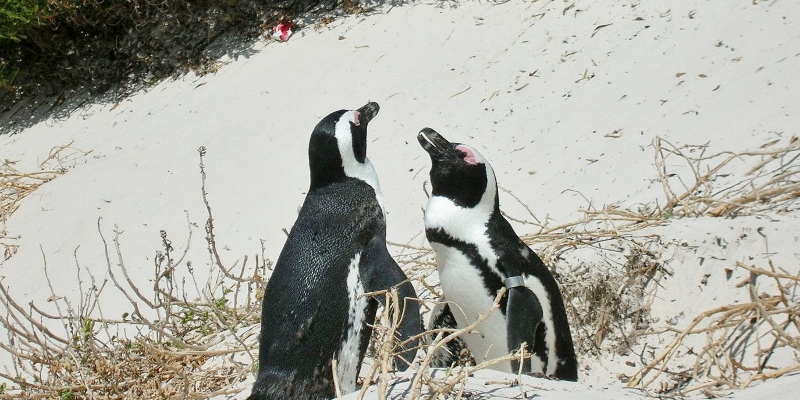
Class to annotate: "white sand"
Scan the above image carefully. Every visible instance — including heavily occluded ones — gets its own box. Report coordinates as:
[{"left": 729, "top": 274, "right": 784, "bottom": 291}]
[{"left": 2, "top": 0, "right": 799, "bottom": 398}]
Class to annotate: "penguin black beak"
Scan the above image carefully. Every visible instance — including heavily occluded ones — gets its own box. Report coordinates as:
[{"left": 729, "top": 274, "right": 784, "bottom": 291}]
[
  {"left": 418, "top": 128, "right": 451, "bottom": 155},
  {"left": 356, "top": 102, "right": 380, "bottom": 126}
]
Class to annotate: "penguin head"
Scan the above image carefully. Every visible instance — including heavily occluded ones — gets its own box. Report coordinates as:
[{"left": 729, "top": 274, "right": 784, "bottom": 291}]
[
  {"left": 308, "top": 102, "right": 380, "bottom": 190},
  {"left": 417, "top": 128, "right": 497, "bottom": 209}
]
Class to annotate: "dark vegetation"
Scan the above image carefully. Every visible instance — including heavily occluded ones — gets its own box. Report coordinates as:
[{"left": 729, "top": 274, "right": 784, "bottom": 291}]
[{"left": 0, "top": 0, "right": 341, "bottom": 134}]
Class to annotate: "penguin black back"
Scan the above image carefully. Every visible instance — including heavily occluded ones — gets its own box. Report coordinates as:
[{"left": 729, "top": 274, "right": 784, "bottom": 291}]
[{"left": 248, "top": 103, "right": 422, "bottom": 399}]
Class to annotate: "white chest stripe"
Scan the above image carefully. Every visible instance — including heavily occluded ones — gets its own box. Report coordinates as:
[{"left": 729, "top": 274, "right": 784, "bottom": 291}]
[{"left": 336, "top": 253, "right": 366, "bottom": 394}]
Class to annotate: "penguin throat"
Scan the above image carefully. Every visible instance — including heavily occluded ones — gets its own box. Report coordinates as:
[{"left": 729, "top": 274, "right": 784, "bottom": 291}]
[
  {"left": 350, "top": 124, "right": 367, "bottom": 164},
  {"left": 430, "top": 166, "right": 489, "bottom": 209}
]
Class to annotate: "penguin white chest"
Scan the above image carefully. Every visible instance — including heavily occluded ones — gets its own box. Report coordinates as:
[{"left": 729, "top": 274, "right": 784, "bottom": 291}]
[
  {"left": 431, "top": 243, "right": 512, "bottom": 371},
  {"left": 425, "top": 196, "right": 514, "bottom": 371}
]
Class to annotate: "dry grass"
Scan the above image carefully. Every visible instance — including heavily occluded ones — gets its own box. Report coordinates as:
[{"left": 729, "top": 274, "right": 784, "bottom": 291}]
[
  {"left": 624, "top": 135, "right": 800, "bottom": 396},
  {"left": 627, "top": 260, "right": 800, "bottom": 396},
  {"left": 0, "top": 223, "right": 266, "bottom": 399},
  {"left": 518, "top": 206, "right": 668, "bottom": 357},
  {"left": 655, "top": 135, "right": 800, "bottom": 218},
  {"left": 0, "top": 147, "right": 266, "bottom": 399},
  {"left": 1, "top": 135, "right": 799, "bottom": 398},
  {"left": 1, "top": 142, "right": 90, "bottom": 261},
  {"left": 357, "top": 287, "right": 534, "bottom": 400}
]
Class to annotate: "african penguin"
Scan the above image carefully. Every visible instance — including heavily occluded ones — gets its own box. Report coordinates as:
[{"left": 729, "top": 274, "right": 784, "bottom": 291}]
[
  {"left": 418, "top": 127, "right": 578, "bottom": 381},
  {"left": 247, "top": 102, "right": 422, "bottom": 400}
]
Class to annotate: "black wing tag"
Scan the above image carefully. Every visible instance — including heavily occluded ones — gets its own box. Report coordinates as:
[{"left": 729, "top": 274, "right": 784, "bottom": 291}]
[{"left": 505, "top": 276, "right": 545, "bottom": 373}]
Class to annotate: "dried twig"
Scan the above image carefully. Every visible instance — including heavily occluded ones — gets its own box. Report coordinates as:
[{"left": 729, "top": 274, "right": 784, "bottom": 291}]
[
  {"left": 655, "top": 136, "right": 800, "bottom": 217},
  {"left": 2, "top": 142, "right": 90, "bottom": 260},
  {"left": 628, "top": 262, "right": 800, "bottom": 394},
  {"left": 0, "top": 148, "right": 265, "bottom": 398}
]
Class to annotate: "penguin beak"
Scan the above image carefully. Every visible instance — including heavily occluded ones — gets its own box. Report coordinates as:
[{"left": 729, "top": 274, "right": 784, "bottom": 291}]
[
  {"left": 355, "top": 102, "right": 380, "bottom": 127},
  {"left": 418, "top": 128, "right": 451, "bottom": 156}
]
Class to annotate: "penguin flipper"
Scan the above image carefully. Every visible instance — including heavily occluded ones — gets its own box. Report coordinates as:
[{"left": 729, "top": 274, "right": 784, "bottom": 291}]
[
  {"left": 361, "top": 234, "right": 422, "bottom": 371},
  {"left": 506, "top": 285, "right": 544, "bottom": 373}
]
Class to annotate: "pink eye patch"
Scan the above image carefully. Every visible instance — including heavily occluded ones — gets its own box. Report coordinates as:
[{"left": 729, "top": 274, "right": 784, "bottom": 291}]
[
  {"left": 455, "top": 145, "right": 478, "bottom": 165},
  {"left": 353, "top": 110, "right": 361, "bottom": 126}
]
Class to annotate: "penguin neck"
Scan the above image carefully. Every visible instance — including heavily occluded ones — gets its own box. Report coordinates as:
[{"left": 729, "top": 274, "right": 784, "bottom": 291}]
[
  {"left": 346, "top": 158, "right": 386, "bottom": 218},
  {"left": 309, "top": 132, "right": 347, "bottom": 190},
  {"left": 308, "top": 157, "right": 386, "bottom": 218},
  {"left": 425, "top": 181, "right": 498, "bottom": 235},
  {"left": 345, "top": 158, "right": 381, "bottom": 196},
  {"left": 308, "top": 160, "right": 347, "bottom": 190}
]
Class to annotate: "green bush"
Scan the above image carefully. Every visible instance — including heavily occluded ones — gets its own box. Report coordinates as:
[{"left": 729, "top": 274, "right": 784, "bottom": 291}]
[
  {"left": 1, "top": 0, "right": 63, "bottom": 89},
  {"left": 0, "top": 0, "right": 55, "bottom": 43}
]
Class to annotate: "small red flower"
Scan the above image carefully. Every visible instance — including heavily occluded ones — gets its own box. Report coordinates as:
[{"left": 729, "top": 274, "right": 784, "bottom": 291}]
[{"left": 273, "top": 21, "right": 294, "bottom": 42}]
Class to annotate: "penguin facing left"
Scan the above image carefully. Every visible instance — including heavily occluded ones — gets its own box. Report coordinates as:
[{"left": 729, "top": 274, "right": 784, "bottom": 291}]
[
  {"left": 247, "top": 102, "right": 422, "bottom": 400},
  {"left": 418, "top": 127, "right": 578, "bottom": 381}
]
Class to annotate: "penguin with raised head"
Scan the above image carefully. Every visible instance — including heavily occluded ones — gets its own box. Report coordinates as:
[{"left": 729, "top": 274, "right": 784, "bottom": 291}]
[
  {"left": 247, "top": 102, "right": 422, "bottom": 400},
  {"left": 418, "top": 127, "right": 577, "bottom": 381}
]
